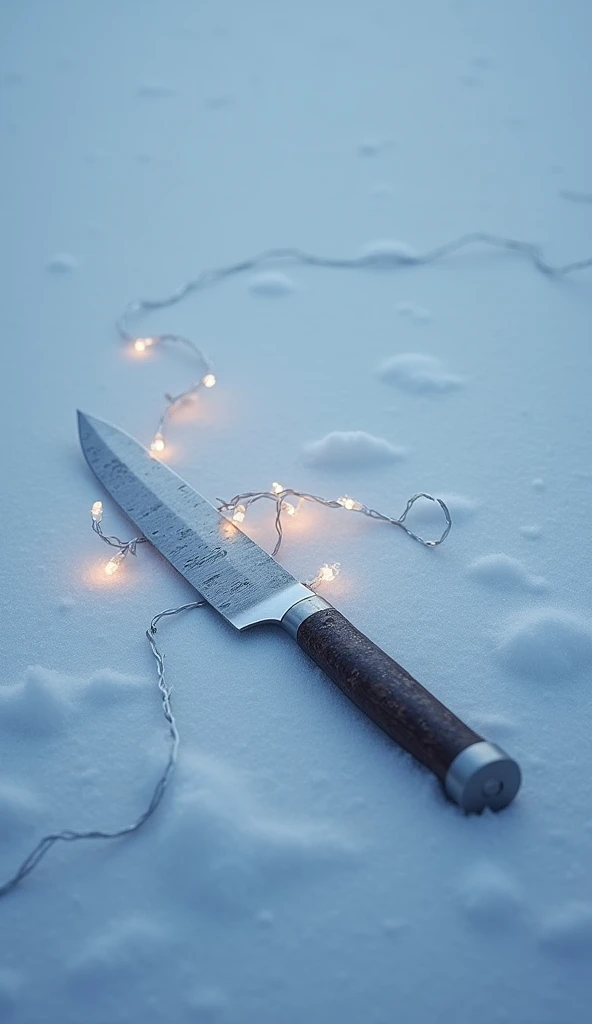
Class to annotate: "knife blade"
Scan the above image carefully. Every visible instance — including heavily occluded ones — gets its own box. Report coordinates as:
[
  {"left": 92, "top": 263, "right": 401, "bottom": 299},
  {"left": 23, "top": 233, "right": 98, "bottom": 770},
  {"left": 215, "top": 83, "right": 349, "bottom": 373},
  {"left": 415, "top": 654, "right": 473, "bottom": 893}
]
[{"left": 78, "top": 411, "right": 521, "bottom": 814}]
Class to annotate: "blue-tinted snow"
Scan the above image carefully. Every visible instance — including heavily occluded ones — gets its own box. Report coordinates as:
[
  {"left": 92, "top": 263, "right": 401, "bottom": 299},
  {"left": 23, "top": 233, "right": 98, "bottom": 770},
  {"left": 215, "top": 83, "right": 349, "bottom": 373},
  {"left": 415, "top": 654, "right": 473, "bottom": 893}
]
[{"left": 1, "top": 2, "right": 592, "bottom": 1022}]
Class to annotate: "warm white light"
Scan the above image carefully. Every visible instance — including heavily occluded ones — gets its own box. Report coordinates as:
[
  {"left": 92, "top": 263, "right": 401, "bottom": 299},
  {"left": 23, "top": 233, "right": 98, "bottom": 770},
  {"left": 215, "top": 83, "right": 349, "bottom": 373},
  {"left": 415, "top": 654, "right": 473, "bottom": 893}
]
[
  {"left": 338, "top": 495, "right": 363, "bottom": 511},
  {"left": 150, "top": 433, "right": 165, "bottom": 453},
  {"left": 232, "top": 504, "right": 246, "bottom": 523},
  {"left": 104, "top": 556, "right": 121, "bottom": 576},
  {"left": 283, "top": 502, "right": 296, "bottom": 516},
  {"left": 318, "top": 562, "right": 341, "bottom": 583},
  {"left": 91, "top": 500, "right": 103, "bottom": 522},
  {"left": 133, "top": 337, "right": 153, "bottom": 353},
  {"left": 202, "top": 373, "right": 216, "bottom": 388},
  {"left": 271, "top": 482, "right": 285, "bottom": 495}
]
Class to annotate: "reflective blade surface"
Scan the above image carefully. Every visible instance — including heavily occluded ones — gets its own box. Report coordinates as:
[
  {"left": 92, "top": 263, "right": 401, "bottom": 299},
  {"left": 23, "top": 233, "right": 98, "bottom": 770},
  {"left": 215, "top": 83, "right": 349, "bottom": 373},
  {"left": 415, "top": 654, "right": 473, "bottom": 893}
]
[{"left": 77, "top": 412, "right": 311, "bottom": 628}]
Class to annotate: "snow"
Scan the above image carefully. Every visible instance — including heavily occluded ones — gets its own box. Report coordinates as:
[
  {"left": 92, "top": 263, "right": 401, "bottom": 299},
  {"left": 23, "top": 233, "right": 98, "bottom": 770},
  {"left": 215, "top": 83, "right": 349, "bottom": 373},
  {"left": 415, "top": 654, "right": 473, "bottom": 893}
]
[
  {"left": 2, "top": 1, "right": 592, "bottom": 1022},
  {"left": 377, "top": 352, "right": 466, "bottom": 393},
  {"left": 303, "top": 429, "right": 407, "bottom": 468}
]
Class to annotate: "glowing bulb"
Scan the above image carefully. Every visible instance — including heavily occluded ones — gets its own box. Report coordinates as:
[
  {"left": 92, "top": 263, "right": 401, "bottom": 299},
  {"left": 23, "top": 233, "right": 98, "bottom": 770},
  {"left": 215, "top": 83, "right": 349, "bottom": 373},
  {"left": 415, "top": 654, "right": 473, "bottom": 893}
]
[
  {"left": 271, "top": 482, "right": 285, "bottom": 495},
  {"left": 150, "top": 433, "right": 165, "bottom": 454},
  {"left": 202, "top": 373, "right": 216, "bottom": 388},
  {"left": 91, "top": 500, "right": 103, "bottom": 522},
  {"left": 318, "top": 562, "right": 340, "bottom": 583},
  {"left": 232, "top": 504, "right": 246, "bottom": 523},
  {"left": 104, "top": 555, "right": 122, "bottom": 576},
  {"left": 338, "top": 495, "right": 363, "bottom": 511},
  {"left": 133, "top": 337, "right": 154, "bottom": 353},
  {"left": 282, "top": 502, "right": 296, "bottom": 516}
]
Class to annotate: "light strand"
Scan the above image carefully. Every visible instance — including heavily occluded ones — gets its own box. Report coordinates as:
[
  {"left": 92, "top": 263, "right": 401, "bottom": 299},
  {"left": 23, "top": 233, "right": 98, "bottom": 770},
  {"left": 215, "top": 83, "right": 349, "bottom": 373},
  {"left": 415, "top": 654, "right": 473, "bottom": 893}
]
[
  {"left": 218, "top": 487, "right": 451, "bottom": 556},
  {"left": 90, "top": 500, "right": 146, "bottom": 575},
  {"left": 7, "top": 228, "right": 589, "bottom": 896},
  {"left": 116, "top": 233, "right": 592, "bottom": 456},
  {"left": 0, "top": 601, "right": 203, "bottom": 900}
]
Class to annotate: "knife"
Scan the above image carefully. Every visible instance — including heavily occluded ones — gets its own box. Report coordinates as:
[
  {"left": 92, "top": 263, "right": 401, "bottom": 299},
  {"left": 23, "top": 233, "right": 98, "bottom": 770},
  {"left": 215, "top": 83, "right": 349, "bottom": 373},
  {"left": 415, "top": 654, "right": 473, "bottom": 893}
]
[{"left": 77, "top": 411, "right": 521, "bottom": 813}]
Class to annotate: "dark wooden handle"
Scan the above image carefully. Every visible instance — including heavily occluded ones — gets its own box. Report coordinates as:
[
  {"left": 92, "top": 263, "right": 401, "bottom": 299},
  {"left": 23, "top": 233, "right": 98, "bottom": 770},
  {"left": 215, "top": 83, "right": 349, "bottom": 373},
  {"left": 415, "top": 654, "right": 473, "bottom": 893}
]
[{"left": 296, "top": 607, "right": 482, "bottom": 781}]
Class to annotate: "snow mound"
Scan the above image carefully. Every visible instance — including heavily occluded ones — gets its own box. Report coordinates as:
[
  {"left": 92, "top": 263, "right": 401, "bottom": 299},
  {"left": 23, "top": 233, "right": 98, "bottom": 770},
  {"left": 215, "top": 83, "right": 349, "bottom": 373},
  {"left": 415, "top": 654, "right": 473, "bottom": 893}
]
[
  {"left": 83, "top": 669, "right": 147, "bottom": 705},
  {"left": 403, "top": 492, "right": 478, "bottom": 528},
  {"left": 136, "top": 82, "right": 176, "bottom": 98},
  {"left": 539, "top": 902, "right": 592, "bottom": 954},
  {"left": 248, "top": 271, "right": 295, "bottom": 297},
  {"left": 69, "top": 916, "right": 167, "bottom": 994},
  {"left": 468, "top": 553, "right": 548, "bottom": 592},
  {"left": 359, "top": 239, "right": 418, "bottom": 268},
  {"left": 520, "top": 524, "right": 543, "bottom": 540},
  {"left": 45, "top": 252, "right": 77, "bottom": 273},
  {"left": 0, "top": 780, "right": 41, "bottom": 840},
  {"left": 0, "top": 666, "right": 72, "bottom": 735},
  {"left": 155, "top": 752, "right": 356, "bottom": 913},
  {"left": 187, "top": 986, "right": 230, "bottom": 1016},
  {"left": 0, "top": 970, "right": 21, "bottom": 1020},
  {"left": 378, "top": 353, "right": 465, "bottom": 393},
  {"left": 396, "top": 302, "right": 432, "bottom": 321},
  {"left": 303, "top": 430, "right": 406, "bottom": 469},
  {"left": 497, "top": 609, "right": 592, "bottom": 681},
  {"left": 456, "top": 863, "right": 525, "bottom": 926}
]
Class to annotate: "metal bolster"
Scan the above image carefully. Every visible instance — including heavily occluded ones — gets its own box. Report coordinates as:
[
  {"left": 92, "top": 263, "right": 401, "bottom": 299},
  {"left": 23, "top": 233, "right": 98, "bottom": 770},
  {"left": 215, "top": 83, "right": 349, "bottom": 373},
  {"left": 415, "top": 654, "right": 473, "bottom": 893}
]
[
  {"left": 444, "top": 740, "right": 522, "bottom": 813},
  {"left": 281, "top": 595, "right": 332, "bottom": 638}
]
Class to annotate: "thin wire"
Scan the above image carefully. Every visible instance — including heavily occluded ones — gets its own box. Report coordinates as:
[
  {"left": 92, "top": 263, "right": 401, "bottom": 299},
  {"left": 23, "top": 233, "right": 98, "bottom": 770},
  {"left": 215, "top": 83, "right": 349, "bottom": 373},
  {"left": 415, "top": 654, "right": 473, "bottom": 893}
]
[
  {"left": 116, "top": 233, "right": 591, "bottom": 450},
  {"left": 217, "top": 488, "right": 451, "bottom": 555},
  {"left": 0, "top": 601, "right": 203, "bottom": 900},
  {"left": 115, "top": 233, "right": 592, "bottom": 347},
  {"left": 92, "top": 516, "right": 146, "bottom": 558}
]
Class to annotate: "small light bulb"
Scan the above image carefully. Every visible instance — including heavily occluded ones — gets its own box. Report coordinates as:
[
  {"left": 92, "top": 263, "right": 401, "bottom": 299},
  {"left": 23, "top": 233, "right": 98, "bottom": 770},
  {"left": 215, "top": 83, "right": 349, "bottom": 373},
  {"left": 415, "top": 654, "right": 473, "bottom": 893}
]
[
  {"left": 318, "top": 562, "right": 341, "bottom": 583},
  {"left": 271, "top": 482, "right": 284, "bottom": 495},
  {"left": 104, "top": 555, "right": 121, "bottom": 576},
  {"left": 133, "top": 337, "right": 153, "bottom": 353},
  {"left": 338, "top": 495, "right": 362, "bottom": 511},
  {"left": 232, "top": 504, "right": 246, "bottom": 523},
  {"left": 202, "top": 373, "right": 216, "bottom": 388},
  {"left": 150, "top": 433, "right": 165, "bottom": 453},
  {"left": 91, "top": 500, "right": 103, "bottom": 522},
  {"left": 283, "top": 502, "right": 296, "bottom": 516}
]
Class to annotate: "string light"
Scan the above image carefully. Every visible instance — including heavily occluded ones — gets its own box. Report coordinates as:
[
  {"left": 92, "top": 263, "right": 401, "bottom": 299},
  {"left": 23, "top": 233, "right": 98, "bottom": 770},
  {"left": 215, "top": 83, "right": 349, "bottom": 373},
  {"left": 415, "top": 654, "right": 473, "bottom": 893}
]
[
  {"left": 104, "top": 552, "right": 124, "bottom": 576},
  {"left": 219, "top": 488, "right": 451, "bottom": 556},
  {"left": 4, "top": 229, "right": 591, "bottom": 900},
  {"left": 308, "top": 562, "right": 341, "bottom": 588},
  {"left": 338, "top": 495, "right": 363, "bottom": 511},
  {"left": 114, "top": 234, "right": 591, "bottom": 457},
  {"left": 133, "top": 337, "right": 154, "bottom": 353},
  {"left": 150, "top": 432, "right": 165, "bottom": 454}
]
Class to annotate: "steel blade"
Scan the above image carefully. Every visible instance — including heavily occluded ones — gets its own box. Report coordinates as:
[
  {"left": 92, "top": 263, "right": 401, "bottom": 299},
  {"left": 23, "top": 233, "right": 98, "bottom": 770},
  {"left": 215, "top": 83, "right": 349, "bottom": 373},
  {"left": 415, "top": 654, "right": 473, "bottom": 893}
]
[{"left": 77, "top": 411, "right": 311, "bottom": 628}]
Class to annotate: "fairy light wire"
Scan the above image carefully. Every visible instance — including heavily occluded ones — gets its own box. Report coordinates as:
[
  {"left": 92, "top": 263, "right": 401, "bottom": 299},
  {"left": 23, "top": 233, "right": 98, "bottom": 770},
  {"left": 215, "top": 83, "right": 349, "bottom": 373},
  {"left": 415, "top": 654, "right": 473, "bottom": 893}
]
[
  {"left": 117, "top": 232, "right": 591, "bottom": 454},
  {"left": 4, "top": 228, "right": 590, "bottom": 898},
  {"left": 0, "top": 600, "right": 203, "bottom": 900},
  {"left": 218, "top": 487, "right": 451, "bottom": 555}
]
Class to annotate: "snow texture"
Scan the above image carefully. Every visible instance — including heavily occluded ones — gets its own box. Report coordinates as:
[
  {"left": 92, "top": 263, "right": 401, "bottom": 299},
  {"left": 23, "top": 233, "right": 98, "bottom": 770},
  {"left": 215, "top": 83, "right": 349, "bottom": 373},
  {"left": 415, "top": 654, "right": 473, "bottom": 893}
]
[
  {"left": 303, "top": 430, "right": 407, "bottom": 468},
  {"left": 2, "top": 2, "right": 592, "bottom": 1023},
  {"left": 248, "top": 271, "right": 296, "bottom": 297},
  {"left": 496, "top": 609, "right": 592, "bottom": 681},
  {"left": 377, "top": 352, "right": 466, "bottom": 393},
  {"left": 468, "top": 553, "right": 548, "bottom": 592}
]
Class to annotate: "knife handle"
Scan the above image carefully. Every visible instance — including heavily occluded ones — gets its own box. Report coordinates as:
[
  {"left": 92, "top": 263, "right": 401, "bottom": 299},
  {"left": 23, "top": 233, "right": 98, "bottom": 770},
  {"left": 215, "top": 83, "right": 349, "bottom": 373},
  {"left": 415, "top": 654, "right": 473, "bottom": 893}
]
[{"left": 282, "top": 600, "right": 521, "bottom": 813}]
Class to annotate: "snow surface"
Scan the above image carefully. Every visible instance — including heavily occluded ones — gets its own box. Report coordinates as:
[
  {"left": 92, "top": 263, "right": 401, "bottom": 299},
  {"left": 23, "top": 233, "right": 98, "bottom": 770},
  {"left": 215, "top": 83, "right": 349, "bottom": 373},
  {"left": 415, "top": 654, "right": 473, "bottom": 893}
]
[{"left": 2, "top": 2, "right": 592, "bottom": 1022}]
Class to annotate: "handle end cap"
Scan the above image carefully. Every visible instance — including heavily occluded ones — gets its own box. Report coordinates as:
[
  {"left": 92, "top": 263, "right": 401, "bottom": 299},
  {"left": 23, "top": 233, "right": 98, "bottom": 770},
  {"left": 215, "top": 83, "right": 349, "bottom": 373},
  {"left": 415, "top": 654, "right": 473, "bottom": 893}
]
[{"left": 445, "top": 741, "right": 521, "bottom": 813}]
